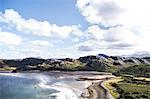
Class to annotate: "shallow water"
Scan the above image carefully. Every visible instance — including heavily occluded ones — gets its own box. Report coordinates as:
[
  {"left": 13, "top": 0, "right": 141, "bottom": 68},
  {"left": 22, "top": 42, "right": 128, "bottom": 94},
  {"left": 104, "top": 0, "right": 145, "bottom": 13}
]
[
  {"left": 0, "top": 72, "right": 96, "bottom": 99},
  {"left": 0, "top": 73, "right": 59, "bottom": 99}
]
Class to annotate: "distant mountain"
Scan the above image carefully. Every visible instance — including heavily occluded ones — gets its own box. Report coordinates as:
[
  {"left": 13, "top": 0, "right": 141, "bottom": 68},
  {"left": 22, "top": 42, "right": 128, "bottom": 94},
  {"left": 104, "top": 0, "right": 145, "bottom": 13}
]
[
  {"left": 130, "top": 53, "right": 150, "bottom": 58},
  {"left": 0, "top": 54, "right": 150, "bottom": 73},
  {"left": 123, "top": 51, "right": 150, "bottom": 58}
]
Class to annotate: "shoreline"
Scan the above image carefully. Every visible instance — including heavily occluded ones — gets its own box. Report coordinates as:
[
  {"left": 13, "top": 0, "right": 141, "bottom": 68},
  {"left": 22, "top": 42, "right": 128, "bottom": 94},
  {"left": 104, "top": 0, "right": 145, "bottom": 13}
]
[
  {"left": 84, "top": 79, "right": 114, "bottom": 99},
  {"left": 0, "top": 71, "right": 115, "bottom": 99},
  {"left": 101, "top": 81, "right": 114, "bottom": 99}
]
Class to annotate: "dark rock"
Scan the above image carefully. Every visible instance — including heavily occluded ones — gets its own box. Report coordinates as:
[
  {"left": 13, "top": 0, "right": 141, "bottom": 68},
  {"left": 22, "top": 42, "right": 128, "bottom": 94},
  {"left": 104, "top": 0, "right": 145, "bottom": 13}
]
[
  {"left": 78, "top": 55, "right": 98, "bottom": 63},
  {"left": 109, "top": 56, "right": 122, "bottom": 60},
  {"left": 124, "top": 58, "right": 136, "bottom": 63},
  {"left": 58, "top": 58, "right": 74, "bottom": 62},
  {"left": 98, "top": 54, "right": 109, "bottom": 58},
  {"left": 113, "top": 62, "right": 121, "bottom": 66}
]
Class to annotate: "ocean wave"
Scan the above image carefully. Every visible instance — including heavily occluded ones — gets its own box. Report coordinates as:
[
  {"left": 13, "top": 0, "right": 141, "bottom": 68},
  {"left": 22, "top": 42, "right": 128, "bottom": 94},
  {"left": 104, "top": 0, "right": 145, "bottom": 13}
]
[
  {"left": 0, "top": 73, "right": 88, "bottom": 99},
  {"left": 0, "top": 73, "right": 26, "bottom": 78},
  {"left": 38, "top": 82, "right": 79, "bottom": 99}
]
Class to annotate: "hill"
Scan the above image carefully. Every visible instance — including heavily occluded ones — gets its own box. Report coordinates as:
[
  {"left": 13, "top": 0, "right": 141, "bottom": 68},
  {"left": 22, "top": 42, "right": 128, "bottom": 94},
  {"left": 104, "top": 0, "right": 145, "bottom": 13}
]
[
  {"left": 113, "top": 65, "right": 150, "bottom": 77},
  {"left": 0, "top": 54, "right": 150, "bottom": 72}
]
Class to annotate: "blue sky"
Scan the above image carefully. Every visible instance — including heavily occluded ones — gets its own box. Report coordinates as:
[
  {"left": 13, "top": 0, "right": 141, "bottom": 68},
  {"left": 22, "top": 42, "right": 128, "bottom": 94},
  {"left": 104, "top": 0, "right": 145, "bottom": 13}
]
[
  {"left": 0, "top": 0, "right": 150, "bottom": 59},
  {"left": 1, "top": 0, "right": 88, "bottom": 27}
]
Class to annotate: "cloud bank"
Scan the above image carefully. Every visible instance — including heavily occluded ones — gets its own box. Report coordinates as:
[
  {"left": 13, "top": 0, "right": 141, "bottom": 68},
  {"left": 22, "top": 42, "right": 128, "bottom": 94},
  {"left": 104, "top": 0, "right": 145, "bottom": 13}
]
[
  {"left": 76, "top": 0, "right": 150, "bottom": 55},
  {"left": 0, "top": 9, "right": 82, "bottom": 39},
  {"left": 1, "top": 0, "right": 150, "bottom": 58}
]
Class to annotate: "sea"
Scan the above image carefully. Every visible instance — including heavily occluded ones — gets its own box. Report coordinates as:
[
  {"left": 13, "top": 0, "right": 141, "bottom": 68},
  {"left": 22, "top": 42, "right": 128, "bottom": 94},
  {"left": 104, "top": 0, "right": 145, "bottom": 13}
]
[{"left": 0, "top": 72, "right": 81, "bottom": 99}]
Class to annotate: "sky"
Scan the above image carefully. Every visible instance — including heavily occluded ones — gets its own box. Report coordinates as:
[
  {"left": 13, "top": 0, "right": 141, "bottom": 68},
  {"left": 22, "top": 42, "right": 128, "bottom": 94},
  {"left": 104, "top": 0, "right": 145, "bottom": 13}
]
[{"left": 0, "top": 0, "right": 150, "bottom": 59}]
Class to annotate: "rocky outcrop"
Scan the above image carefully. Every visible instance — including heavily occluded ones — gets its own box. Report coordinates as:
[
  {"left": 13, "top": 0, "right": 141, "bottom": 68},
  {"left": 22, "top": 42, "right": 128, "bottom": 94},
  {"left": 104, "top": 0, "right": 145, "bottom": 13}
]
[
  {"left": 0, "top": 59, "right": 8, "bottom": 68},
  {"left": 3, "top": 58, "right": 45, "bottom": 67},
  {"left": 78, "top": 55, "right": 99, "bottom": 63}
]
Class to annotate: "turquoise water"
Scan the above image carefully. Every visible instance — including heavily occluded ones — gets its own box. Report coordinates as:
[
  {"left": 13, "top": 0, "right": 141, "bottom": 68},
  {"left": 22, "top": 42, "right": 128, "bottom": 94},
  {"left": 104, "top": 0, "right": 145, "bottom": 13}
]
[{"left": 0, "top": 73, "right": 59, "bottom": 99}]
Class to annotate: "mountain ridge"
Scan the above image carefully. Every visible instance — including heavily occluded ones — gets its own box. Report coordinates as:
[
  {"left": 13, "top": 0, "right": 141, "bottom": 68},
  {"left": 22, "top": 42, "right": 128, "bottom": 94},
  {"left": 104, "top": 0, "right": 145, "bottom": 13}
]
[{"left": 0, "top": 54, "right": 150, "bottom": 72}]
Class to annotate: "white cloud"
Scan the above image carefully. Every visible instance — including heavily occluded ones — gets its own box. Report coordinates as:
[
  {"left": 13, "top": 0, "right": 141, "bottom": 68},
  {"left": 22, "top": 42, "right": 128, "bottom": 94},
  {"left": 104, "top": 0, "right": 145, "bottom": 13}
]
[
  {"left": 86, "top": 25, "right": 104, "bottom": 40},
  {"left": 0, "top": 9, "right": 83, "bottom": 39},
  {"left": 78, "top": 45, "right": 94, "bottom": 51},
  {"left": 8, "top": 48, "right": 50, "bottom": 59},
  {"left": 50, "top": 24, "right": 72, "bottom": 38},
  {"left": 5, "top": 40, "right": 54, "bottom": 59},
  {"left": 0, "top": 54, "right": 3, "bottom": 58},
  {"left": 76, "top": 41, "right": 95, "bottom": 51},
  {"left": 76, "top": 40, "right": 106, "bottom": 51},
  {"left": 0, "top": 29, "right": 22, "bottom": 45},
  {"left": 1, "top": 2, "right": 150, "bottom": 58},
  {"left": 103, "top": 26, "right": 139, "bottom": 45},
  {"left": 71, "top": 25, "right": 83, "bottom": 37},
  {"left": 31, "top": 40, "right": 53, "bottom": 47},
  {"left": 107, "top": 43, "right": 135, "bottom": 50},
  {"left": 0, "top": 9, "right": 51, "bottom": 36},
  {"left": 76, "top": 0, "right": 150, "bottom": 55},
  {"left": 76, "top": 25, "right": 140, "bottom": 53},
  {"left": 76, "top": 0, "right": 150, "bottom": 27},
  {"left": 72, "top": 37, "right": 80, "bottom": 42}
]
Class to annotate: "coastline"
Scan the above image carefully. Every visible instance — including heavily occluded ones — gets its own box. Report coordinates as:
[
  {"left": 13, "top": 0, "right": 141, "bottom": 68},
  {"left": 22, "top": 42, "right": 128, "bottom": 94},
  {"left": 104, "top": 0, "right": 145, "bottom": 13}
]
[
  {"left": 0, "top": 70, "right": 13, "bottom": 73},
  {"left": 0, "top": 71, "right": 115, "bottom": 99},
  {"left": 44, "top": 74, "right": 115, "bottom": 99},
  {"left": 85, "top": 80, "right": 114, "bottom": 99},
  {"left": 101, "top": 81, "right": 114, "bottom": 99},
  {"left": 48, "top": 72, "right": 115, "bottom": 99}
]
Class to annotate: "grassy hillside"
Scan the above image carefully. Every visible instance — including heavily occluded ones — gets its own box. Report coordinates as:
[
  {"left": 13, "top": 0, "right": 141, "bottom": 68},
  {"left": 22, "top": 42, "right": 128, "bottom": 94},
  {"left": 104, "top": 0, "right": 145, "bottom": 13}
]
[
  {"left": 105, "top": 76, "right": 150, "bottom": 99},
  {"left": 113, "top": 65, "right": 150, "bottom": 77},
  {"left": 1, "top": 55, "right": 150, "bottom": 72}
]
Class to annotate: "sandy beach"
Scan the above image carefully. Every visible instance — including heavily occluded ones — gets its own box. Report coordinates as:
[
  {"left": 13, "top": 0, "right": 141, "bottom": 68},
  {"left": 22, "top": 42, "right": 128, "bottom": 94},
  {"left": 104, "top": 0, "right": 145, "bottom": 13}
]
[
  {"left": 0, "top": 71, "right": 115, "bottom": 99},
  {"left": 40, "top": 71, "right": 115, "bottom": 99}
]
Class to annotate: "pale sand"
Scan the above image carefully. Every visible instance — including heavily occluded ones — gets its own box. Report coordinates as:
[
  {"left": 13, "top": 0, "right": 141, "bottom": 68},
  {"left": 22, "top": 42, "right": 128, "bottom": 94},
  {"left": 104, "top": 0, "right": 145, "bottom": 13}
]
[
  {"left": 0, "top": 72, "right": 115, "bottom": 99},
  {"left": 39, "top": 73, "right": 115, "bottom": 99}
]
